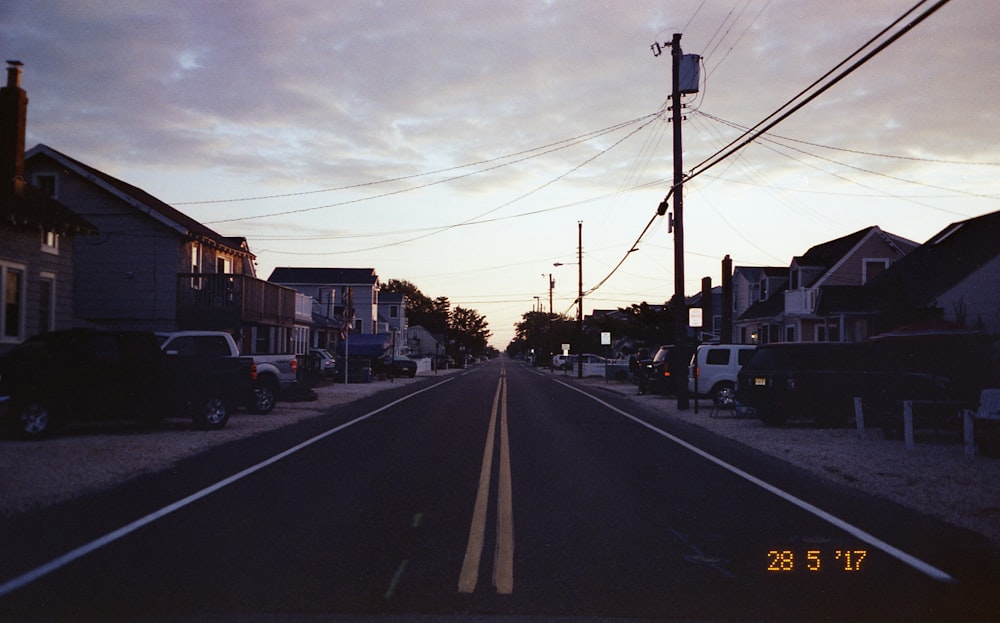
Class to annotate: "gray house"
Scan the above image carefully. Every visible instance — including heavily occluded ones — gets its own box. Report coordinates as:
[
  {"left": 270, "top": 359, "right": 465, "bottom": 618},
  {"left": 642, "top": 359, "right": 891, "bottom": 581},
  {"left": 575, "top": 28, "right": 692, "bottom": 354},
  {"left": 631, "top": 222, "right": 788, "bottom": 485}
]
[
  {"left": 0, "top": 61, "right": 95, "bottom": 356},
  {"left": 736, "top": 226, "right": 917, "bottom": 344},
  {"left": 267, "top": 267, "right": 381, "bottom": 349},
  {"left": 23, "top": 145, "right": 298, "bottom": 354}
]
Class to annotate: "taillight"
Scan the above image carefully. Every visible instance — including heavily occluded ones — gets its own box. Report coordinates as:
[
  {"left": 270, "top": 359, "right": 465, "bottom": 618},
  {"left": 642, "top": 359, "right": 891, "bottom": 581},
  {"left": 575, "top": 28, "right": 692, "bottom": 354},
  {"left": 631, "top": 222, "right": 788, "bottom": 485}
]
[
  {"left": 290, "top": 358, "right": 298, "bottom": 372},
  {"left": 250, "top": 362, "right": 258, "bottom": 382}
]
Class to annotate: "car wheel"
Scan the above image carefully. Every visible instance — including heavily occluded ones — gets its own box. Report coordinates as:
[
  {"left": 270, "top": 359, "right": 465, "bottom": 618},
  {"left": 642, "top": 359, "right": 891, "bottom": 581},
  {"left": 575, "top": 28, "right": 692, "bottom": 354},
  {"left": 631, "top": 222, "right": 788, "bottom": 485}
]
[
  {"left": 14, "top": 400, "right": 53, "bottom": 439},
  {"left": 194, "top": 396, "right": 230, "bottom": 430},
  {"left": 712, "top": 382, "right": 736, "bottom": 408},
  {"left": 252, "top": 378, "right": 277, "bottom": 414}
]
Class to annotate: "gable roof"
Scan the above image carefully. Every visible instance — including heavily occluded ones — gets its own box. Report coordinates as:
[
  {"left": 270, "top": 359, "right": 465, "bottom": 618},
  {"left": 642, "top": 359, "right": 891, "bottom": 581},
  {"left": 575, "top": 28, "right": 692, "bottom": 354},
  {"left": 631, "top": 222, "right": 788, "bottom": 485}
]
[
  {"left": 866, "top": 210, "right": 1000, "bottom": 309},
  {"left": 268, "top": 267, "right": 379, "bottom": 286},
  {"left": 25, "top": 144, "right": 251, "bottom": 257}
]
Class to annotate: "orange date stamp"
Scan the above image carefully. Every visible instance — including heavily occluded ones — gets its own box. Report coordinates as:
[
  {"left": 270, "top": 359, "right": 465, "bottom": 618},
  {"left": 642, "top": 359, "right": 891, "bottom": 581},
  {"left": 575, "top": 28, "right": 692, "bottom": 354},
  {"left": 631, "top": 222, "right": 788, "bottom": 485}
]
[{"left": 767, "top": 549, "right": 868, "bottom": 573}]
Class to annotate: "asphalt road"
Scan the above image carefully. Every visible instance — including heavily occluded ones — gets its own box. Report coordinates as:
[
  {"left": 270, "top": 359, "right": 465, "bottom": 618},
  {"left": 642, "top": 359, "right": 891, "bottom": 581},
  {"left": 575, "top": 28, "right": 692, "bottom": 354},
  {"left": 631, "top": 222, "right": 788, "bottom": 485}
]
[{"left": 1, "top": 357, "right": 997, "bottom": 622}]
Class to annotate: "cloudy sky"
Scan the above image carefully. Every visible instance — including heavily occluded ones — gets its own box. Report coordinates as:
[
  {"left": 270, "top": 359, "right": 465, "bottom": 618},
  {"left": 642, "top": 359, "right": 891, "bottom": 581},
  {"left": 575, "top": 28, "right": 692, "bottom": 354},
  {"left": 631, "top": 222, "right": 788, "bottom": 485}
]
[{"left": 4, "top": 0, "right": 998, "bottom": 347}]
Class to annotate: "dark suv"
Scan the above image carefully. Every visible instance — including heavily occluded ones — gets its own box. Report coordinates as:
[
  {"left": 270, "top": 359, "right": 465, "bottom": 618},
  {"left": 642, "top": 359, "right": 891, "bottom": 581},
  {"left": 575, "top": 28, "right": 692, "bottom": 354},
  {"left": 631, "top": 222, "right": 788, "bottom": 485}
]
[
  {"left": 638, "top": 345, "right": 689, "bottom": 395},
  {"left": 736, "top": 342, "right": 950, "bottom": 427}
]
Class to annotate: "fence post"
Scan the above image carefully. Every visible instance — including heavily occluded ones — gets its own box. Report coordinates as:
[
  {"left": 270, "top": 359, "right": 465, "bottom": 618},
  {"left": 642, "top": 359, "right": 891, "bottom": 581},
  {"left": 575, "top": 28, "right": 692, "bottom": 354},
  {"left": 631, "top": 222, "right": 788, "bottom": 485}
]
[
  {"left": 853, "top": 397, "right": 865, "bottom": 440},
  {"left": 903, "top": 400, "right": 915, "bottom": 450},
  {"left": 964, "top": 410, "right": 976, "bottom": 462}
]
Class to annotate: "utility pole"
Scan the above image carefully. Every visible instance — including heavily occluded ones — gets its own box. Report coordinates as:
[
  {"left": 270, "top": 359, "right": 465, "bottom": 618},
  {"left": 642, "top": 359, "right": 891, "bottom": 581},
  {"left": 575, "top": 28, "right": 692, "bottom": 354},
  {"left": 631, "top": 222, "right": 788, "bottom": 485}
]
[
  {"left": 577, "top": 221, "right": 584, "bottom": 380},
  {"left": 655, "top": 32, "right": 700, "bottom": 410}
]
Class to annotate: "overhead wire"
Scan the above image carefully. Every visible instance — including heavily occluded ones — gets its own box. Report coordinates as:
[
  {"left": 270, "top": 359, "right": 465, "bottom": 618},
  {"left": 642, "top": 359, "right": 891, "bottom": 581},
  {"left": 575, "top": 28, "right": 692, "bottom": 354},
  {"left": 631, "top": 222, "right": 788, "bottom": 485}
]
[{"left": 580, "top": 0, "right": 954, "bottom": 304}]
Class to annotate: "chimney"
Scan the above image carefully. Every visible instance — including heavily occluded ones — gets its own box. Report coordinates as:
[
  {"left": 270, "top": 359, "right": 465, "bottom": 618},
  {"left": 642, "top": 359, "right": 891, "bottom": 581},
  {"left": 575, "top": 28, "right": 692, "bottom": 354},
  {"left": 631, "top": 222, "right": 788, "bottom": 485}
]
[{"left": 0, "top": 60, "right": 28, "bottom": 196}]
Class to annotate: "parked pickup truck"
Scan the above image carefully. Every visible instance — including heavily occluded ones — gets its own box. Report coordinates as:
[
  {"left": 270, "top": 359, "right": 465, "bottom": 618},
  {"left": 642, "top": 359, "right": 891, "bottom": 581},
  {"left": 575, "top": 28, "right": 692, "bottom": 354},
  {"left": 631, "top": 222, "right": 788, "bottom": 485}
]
[
  {"left": 156, "top": 331, "right": 300, "bottom": 414},
  {"left": 1, "top": 329, "right": 255, "bottom": 438}
]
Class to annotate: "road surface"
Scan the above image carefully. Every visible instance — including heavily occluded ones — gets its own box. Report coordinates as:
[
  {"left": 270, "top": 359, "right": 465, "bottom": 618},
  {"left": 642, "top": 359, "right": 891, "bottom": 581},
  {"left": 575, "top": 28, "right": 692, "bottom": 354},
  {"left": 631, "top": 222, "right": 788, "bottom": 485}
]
[{"left": 1, "top": 357, "right": 997, "bottom": 621}]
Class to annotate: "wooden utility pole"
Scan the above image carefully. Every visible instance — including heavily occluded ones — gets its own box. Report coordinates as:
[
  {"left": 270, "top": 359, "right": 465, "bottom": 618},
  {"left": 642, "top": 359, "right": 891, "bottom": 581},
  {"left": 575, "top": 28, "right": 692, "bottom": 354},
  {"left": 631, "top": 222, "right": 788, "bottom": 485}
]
[{"left": 670, "top": 32, "right": 690, "bottom": 410}]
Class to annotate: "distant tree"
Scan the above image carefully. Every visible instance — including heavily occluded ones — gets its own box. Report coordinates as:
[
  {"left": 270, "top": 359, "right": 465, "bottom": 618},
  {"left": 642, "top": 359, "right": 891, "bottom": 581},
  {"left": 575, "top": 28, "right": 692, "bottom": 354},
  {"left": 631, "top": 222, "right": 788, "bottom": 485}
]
[
  {"left": 618, "top": 301, "right": 676, "bottom": 345},
  {"left": 511, "top": 311, "right": 575, "bottom": 364},
  {"left": 449, "top": 306, "right": 491, "bottom": 357},
  {"left": 383, "top": 279, "right": 492, "bottom": 357}
]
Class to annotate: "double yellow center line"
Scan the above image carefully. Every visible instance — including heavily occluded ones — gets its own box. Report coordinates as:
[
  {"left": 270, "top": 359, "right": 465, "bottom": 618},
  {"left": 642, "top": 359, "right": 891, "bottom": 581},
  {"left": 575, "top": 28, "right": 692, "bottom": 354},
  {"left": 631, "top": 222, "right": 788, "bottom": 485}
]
[{"left": 458, "top": 369, "right": 514, "bottom": 594}]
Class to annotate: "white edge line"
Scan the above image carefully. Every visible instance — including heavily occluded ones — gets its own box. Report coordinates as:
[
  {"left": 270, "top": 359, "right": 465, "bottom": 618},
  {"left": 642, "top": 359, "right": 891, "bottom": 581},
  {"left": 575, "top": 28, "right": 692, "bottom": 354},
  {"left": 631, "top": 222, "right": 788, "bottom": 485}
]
[
  {"left": 0, "top": 377, "right": 455, "bottom": 599},
  {"left": 555, "top": 378, "right": 957, "bottom": 584}
]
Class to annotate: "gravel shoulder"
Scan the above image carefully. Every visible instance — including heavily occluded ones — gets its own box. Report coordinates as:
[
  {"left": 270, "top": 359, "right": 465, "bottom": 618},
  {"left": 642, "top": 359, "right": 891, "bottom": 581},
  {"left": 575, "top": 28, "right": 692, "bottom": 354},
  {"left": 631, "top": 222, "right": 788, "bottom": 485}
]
[{"left": 3, "top": 366, "right": 999, "bottom": 549}]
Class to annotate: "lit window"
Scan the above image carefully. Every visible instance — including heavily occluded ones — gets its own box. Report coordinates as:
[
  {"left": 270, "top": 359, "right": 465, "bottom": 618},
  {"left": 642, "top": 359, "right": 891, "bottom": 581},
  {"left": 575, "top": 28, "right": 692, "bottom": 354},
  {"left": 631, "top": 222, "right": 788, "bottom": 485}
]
[{"left": 41, "top": 230, "right": 59, "bottom": 254}]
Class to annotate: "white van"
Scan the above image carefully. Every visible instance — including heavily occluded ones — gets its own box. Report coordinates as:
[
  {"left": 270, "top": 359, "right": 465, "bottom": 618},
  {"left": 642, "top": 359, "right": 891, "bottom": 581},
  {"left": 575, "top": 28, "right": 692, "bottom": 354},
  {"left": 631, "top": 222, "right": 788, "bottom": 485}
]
[{"left": 688, "top": 344, "right": 756, "bottom": 406}]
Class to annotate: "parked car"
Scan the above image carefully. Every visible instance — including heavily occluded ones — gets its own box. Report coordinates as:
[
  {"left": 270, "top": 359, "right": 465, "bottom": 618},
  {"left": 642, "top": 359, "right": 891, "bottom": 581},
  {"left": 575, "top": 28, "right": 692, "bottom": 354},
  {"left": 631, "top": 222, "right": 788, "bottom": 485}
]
[
  {"left": 735, "top": 342, "right": 949, "bottom": 427},
  {"left": 310, "top": 348, "right": 337, "bottom": 378},
  {"left": 156, "top": 331, "right": 301, "bottom": 414},
  {"left": 373, "top": 354, "right": 417, "bottom": 378},
  {"left": 552, "top": 354, "right": 574, "bottom": 370},
  {"left": 2, "top": 329, "right": 255, "bottom": 438},
  {"left": 688, "top": 344, "right": 756, "bottom": 407},
  {"left": 638, "top": 345, "right": 692, "bottom": 395}
]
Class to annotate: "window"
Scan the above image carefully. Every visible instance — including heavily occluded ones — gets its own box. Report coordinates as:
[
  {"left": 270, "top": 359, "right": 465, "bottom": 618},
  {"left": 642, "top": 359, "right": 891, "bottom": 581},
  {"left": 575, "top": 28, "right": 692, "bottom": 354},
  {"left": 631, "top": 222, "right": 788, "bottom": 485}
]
[
  {"left": 38, "top": 273, "right": 55, "bottom": 333},
  {"left": 190, "top": 243, "right": 201, "bottom": 289},
  {"left": 2, "top": 264, "right": 26, "bottom": 342},
  {"left": 862, "top": 258, "right": 889, "bottom": 284},
  {"left": 785, "top": 325, "right": 796, "bottom": 342},
  {"left": 390, "top": 305, "right": 399, "bottom": 318},
  {"left": 705, "top": 349, "right": 730, "bottom": 365},
  {"left": 41, "top": 230, "right": 59, "bottom": 254},
  {"left": 34, "top": 174, "right": 57, "bottom": 198},
  {"left": 216, "top": 256, "right": 232, "bottom": 274}
]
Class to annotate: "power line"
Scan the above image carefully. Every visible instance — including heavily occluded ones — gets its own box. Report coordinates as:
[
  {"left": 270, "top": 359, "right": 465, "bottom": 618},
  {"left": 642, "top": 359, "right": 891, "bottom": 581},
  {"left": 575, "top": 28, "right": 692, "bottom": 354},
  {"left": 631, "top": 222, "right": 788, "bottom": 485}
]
[
  {"left": 179, "top": 113, "right": 658, "bottom": 208},
  {"left": 581, "top": 0, "right": 954, "bottom": 303},
  {"left": 688, "top": 0, "right": 953, "bottom": 182}
]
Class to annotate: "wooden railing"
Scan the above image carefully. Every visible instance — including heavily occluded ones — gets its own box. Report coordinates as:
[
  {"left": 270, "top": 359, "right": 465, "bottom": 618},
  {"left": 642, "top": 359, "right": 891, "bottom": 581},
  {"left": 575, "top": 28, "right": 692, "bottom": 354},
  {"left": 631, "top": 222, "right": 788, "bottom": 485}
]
[{"left": 177, "top": 273, "right": 296, "bottom": 329}]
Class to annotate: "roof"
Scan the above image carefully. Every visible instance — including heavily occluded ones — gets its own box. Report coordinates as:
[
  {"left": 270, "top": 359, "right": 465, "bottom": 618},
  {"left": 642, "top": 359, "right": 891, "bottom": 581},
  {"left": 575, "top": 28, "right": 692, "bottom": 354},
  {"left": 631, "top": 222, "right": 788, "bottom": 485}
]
[
  {"left": 1, "top": 184, "right": 95, "bottom": 234},
  {"left": 25, "top": 144, "right": 251, "bottom": 257},
  {"left": 379, "top": 292, "right": 405, "bottom": 304},
  {"left": 866, "top": 210, "right": 1000, "bottom": 309},
  {"left": 794, "top": 227, "right": 875, "bottom": 268},
  {"left": 268, "top": 267, "right": 379, "bottom": 286}
]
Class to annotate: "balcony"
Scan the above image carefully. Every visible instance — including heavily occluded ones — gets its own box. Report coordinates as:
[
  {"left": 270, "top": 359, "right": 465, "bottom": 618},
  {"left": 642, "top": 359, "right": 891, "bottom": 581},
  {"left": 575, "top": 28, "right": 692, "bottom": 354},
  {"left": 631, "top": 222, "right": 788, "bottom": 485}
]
[
  {"left": 177, "top": 273, "right": 296, "bottom": 330},
  {"left": 784, "top": 288, "right": 819, "bottom": 316}
]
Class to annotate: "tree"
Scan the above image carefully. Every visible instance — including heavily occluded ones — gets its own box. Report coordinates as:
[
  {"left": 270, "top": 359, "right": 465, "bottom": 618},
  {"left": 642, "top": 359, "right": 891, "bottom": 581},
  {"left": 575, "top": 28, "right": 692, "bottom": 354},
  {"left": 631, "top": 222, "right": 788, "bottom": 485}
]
[
  {"left": 449, "top": 306, "right": 491, "bottom": 357},
  {"left": 510, "top": 311, "right": 575, "bottom": 364},
  {"left": 382, "top": 279, "right": 492, "bottom": 358}
]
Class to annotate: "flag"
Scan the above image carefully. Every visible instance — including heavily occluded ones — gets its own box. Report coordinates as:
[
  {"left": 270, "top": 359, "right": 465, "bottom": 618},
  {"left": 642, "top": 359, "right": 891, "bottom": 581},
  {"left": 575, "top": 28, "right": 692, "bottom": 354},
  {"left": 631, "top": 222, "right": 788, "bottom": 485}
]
[{"left": 339, "top": 287, "right": 355, "bottom": 341}]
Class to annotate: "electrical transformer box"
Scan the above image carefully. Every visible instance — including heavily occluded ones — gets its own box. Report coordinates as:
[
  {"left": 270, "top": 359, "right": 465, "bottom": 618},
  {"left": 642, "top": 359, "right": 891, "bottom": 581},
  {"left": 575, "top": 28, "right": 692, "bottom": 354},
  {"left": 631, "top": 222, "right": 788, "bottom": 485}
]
[{"left": 679, "top": 54, "right": 700, "bottom": 94}]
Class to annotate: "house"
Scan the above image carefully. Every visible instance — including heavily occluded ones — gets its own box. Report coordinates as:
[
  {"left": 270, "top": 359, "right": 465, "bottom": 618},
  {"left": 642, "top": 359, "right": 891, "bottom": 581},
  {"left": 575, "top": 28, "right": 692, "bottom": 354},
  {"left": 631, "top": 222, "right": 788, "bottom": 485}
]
[
  {"left": 0, "top": 61, "right": 95, "bottom": 356},
  {"left": 267, "top": 267, "right": 380, "bottom": 348},
  {"left": 407, "top": 324, "right": 445, "bottom": 358},
  {"left": 736, "top": 226, "right": 918, "bottom": 343},
  {"left": 865, "top": 210, "right": 1000, "bottom": 336},
  {"left": 377, "top": 292, "right": 408, "bottom": 355},
  {"left": 22, "top": 145, "right": 298, "bottom": 355}
]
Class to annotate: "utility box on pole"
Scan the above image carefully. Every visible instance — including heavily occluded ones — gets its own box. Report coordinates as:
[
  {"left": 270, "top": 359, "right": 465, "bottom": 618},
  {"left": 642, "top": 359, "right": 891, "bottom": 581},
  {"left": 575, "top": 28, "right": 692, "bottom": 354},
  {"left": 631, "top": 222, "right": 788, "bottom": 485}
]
[{"left": 679, "top": 54, "right": 700, "bottom": 94}]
